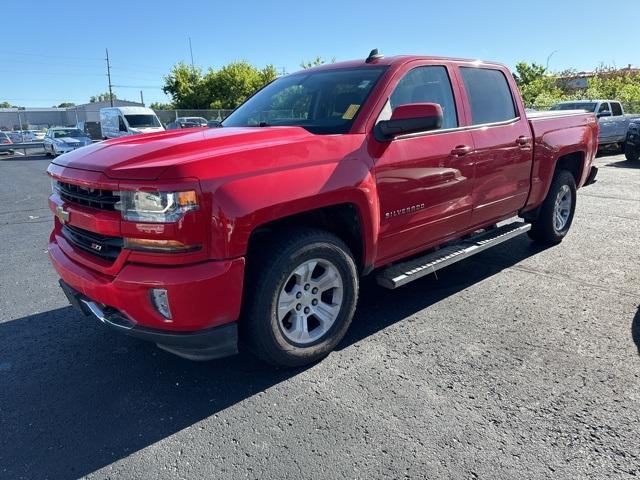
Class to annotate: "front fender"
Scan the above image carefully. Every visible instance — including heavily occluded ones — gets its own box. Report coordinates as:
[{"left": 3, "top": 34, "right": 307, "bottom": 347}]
[{"left": 204, "top": 157, "right": 379, "bottom": 268}]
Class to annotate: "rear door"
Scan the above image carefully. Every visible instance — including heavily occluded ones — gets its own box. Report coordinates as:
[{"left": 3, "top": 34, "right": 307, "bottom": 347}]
[
  {"left": 597, "top": 102, "right": 616, "bottom": 143},
  {"left": 609, "top": 101, "right": 627, "bottom": 141},
  {"left": 457, "top": 66, "right": 533, "bottom": 227},
  {"left": 373, "top": 62, "right": 475, "bottom": 263}
]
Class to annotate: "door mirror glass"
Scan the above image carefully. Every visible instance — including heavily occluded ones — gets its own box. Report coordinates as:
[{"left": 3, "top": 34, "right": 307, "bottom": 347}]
[{"left": 376, "top": 103, "right": 443, "bottom": 140}]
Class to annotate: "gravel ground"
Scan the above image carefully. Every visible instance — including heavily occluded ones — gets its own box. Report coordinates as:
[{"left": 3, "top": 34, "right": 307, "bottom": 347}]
[{"left": 0, "top": 152, "right": 638, "bottom": 480}]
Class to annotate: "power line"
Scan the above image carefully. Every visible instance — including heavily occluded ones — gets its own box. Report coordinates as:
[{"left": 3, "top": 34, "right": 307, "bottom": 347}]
[
  {"left": 112, "top": 85, "right": 163, "bottom": 89},
  {"left": 0, "top": 50, "right": 103, "bottom": 61},
  {"left": 0, "top": 70, "right": 105, "bottom": 77}
]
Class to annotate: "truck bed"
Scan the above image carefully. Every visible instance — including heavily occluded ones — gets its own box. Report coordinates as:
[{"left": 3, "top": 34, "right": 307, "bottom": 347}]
[{"left": 524, "top": 109, "right": 598, "bottom": 209}]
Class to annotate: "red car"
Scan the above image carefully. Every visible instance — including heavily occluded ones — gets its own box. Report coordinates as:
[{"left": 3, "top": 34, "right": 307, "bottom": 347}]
[{"left": 47, "top": 51, "right": 598, "bottom": 367}]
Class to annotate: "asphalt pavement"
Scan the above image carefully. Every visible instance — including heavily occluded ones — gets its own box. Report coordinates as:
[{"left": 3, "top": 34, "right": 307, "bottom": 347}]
[{"left": 0, "top": 152, "right": 638, "bottom": 479}]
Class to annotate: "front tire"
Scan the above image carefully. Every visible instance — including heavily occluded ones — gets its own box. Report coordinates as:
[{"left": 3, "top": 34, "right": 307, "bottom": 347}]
[
  {"left": 528, "top": 170, "right": 577, "bottom": 245},
  {"left": 242, "top": 228, "right": 358, "bottom": 368}
]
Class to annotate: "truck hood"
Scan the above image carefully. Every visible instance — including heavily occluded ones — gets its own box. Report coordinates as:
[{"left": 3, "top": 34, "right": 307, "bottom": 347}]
[{"left": 51, "top": 127, "right": 314, "bottom": 180}]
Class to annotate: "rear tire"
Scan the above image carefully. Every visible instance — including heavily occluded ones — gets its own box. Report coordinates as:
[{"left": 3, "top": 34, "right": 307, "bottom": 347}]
[
  {"left": 528, "top": 170, "right": 576, "bottom": 245},
  {"left": 242, "top": 228, "right": 358, "bottom": 368},
  {"left": 625, "top": 143, "right": 640, "bottom": 162}
]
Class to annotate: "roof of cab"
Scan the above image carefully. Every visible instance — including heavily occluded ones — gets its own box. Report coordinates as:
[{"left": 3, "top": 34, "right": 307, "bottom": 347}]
[{"left": 294, "top": 54, "right": 507, "bottom": 74}]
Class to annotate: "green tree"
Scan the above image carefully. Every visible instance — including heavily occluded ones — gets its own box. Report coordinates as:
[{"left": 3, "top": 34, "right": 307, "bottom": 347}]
[
  {"left": 583, "top": 67, "right": 640, "bottom": 109},
  {"left": 206, "top": 62, "right": 278, "bottom": 109},
  {"left": 300, "top": 56, "right": 336, "bottom": 69},
  {"left": 161, "top": 61, "right": 277, "bottom": 110},
  {"left": 0, "top": 101, "right": 12, "bottom": 108},
  {"left": 57, "top": 102, "right": 76, "bottom": 108},
  {"left": 162, "top": 62, "right": 208, "bottom": 109},
  {"left": 149, "top": 101, "right": 174, "bottom": 110},
  {"left": 512, "top": 61, "right": 570, "bottom": 108},
  {"left": 90, "top": 92, "right": 117, "bottom": 103}
]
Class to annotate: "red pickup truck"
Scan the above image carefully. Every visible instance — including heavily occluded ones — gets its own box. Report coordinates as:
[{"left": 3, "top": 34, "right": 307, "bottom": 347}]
[{"left": 47, "top": 51, "right": 598, "bottom": 367}]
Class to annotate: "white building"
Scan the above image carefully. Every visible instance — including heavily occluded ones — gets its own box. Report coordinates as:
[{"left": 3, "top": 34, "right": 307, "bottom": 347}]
[{"left": 0, "top": 100, "right": 143, "bottom": 130}]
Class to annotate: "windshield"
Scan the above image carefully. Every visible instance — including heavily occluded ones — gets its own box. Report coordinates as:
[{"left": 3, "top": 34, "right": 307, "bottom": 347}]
[
  {"left": 125, "top": 114, "right": 161, "bottom": 128},
  {"left": 551, "top": 102, "right": 597, "bottom": 112},
  {"left": 222, "top": 67, "right": 387, "bottom": 134},
  {"left": 53, "top": 129, "right": 86, "bottom": 138}
]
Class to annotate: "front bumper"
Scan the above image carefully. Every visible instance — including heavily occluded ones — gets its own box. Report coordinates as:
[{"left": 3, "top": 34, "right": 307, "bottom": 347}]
[
  {"left": 59, "top": 281, "right": 238, "bottom": 360},
  {"left": 49, "top": 236, "right": 245, "bottom": 360}
]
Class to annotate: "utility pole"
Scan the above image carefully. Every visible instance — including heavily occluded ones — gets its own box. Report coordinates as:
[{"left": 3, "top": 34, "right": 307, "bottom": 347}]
[
  {"left": 139, "top": 90, "right": 144, "bottom": 106},
  {"left": 188, "top": 37, "right": 194, "bottom": 68},
  {"left": 105, "top": 48, "right": 114, "bottom": 107}
]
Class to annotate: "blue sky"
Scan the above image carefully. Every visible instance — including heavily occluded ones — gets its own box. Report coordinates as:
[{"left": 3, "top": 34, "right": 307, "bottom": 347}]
[{"left": 1, "top": 0, "right": 638, "bottom": 107}]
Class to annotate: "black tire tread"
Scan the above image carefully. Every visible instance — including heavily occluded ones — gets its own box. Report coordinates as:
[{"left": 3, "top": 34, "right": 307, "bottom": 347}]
[
  {"left": 528, "top": 170, "right": 576, "bottom": 245},
  {"left": 242, "top": 227, "right": 358, "bottom": 368}
]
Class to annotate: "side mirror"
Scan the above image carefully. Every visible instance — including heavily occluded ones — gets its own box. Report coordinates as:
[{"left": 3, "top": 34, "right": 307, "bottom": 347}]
[
  {"left": 597, "top": 111, "right": 612, "bottom": 118},
  {"left": 376, "top": 103, "right": 443, "bottom": 140}
]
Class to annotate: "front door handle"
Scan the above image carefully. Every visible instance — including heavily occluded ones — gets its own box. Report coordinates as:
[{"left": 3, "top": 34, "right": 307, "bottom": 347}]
[
  {"left": 451, "top": 145, "right": 472, "bottom": 156},
  {"left": 516, "top": 136, "right": 531, "bottom": 147}
]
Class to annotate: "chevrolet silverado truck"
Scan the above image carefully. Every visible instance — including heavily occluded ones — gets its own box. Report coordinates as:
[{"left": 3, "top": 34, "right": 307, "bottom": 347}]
[
  {"left": 551, "top": 99, "right": 640, "bottom": 149},
  {"left": 47, "top": 51, "right": 599, "bottom": 367}
]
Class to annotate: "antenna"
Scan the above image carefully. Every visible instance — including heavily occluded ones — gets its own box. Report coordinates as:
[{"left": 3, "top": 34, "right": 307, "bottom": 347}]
[{"left": 366, "top": 49, "right": 384, "bottom": 63}]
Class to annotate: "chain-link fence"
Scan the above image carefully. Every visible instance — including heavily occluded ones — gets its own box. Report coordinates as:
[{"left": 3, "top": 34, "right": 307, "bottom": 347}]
[{"left": 153, "top": 109, "right": 233, "bottom": 126}]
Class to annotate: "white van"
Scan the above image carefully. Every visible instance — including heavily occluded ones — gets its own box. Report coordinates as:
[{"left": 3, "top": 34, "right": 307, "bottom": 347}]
[{"left": 100, "top": 106, "right": 164, "bottom": 139}]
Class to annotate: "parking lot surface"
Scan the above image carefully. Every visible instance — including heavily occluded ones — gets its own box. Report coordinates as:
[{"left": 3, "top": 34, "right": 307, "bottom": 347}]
[{"left": 0, "top": 152, "right": 639, "bottom": 479}]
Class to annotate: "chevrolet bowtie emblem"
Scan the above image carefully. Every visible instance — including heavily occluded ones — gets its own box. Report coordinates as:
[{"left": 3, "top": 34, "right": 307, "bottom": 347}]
[{"left": 55, "top": 205, "right": 70, "bottom": 224}]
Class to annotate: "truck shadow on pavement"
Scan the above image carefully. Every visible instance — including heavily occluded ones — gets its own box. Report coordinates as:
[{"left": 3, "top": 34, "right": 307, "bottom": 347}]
[{"left": 1, "top": 236, "right": 549, "bottom": 479}]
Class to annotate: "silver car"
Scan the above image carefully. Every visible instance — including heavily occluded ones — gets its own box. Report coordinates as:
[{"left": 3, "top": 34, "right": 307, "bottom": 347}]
[{"left": 44, "top": 128, "right": 92, "bottom": 157}]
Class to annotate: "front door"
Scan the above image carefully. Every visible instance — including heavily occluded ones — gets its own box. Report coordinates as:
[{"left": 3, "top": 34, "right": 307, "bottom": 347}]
[{"left": 373, "top": 65, "right": 475, "bottom": 264}]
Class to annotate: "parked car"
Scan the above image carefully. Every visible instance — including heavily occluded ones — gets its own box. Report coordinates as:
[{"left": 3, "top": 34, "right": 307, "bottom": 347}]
[
  {"left": 625, "top": 121, "right": 640, "bottom": 161},
  {"left": 7, "top": 131, "right": 28, "bottom": 143},
  {"left": 550, "top": 100, "right": 640, "bottom": 149},
  {"left": 47, "top": 51, "right": 598, "bottom": 367},
  {"left": 176, "top": 116, "right": 207, "bottom": 126},
  {"left": 166, "top": 117, "right": 208, "bottom": 130},
  {"left": 30, "top": 130, "right": 47, "bottom": 141},
  {"left": 43, "top": 127, "right": 92, "bottom": 157},
  {"left": 166, "top": 119, "right": 205, "bottom": 130},
  {"left": 100, "top": 107, "right": 165, "bottom": 139},
  {"left": 0, "top": 131, "right": 13, "bottom": 154}
]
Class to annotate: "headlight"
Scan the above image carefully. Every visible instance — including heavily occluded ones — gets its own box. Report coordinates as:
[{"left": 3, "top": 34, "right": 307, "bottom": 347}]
[{"left": 116, "top": 190, "right": 198, "bottom": 223}]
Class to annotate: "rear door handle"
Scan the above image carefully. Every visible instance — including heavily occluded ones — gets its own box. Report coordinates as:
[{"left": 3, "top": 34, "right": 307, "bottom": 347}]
[
  {"left": 451, "top": 145, "right": 472, "bottom": 156},
  {"left": 516, "top": 136, "right": 531, "bottom": 146}
]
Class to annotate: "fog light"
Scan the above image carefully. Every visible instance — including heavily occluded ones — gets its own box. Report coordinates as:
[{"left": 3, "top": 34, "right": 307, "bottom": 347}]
[{"left": 150, "top": 288, "right": 172, "bottom": 320}]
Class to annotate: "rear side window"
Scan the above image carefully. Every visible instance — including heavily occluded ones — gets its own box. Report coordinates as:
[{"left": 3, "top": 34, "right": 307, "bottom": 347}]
[
  {"left": 460, "top": 67, "right": 517, "bottom": 125},
  {"left": 390, "top": 66, "right": 458, "bottom": 129},
  {"left": 611, "top": 102, "right": 623, "bottom": 116}
]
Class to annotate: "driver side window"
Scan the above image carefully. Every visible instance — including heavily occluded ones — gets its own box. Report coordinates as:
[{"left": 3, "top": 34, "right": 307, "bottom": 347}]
[
  {"left": 598, "top": 102, "right": 611, "bottom": 113},
  {"left": 388, "top": 66, "right": 458, "bottom": 129}
]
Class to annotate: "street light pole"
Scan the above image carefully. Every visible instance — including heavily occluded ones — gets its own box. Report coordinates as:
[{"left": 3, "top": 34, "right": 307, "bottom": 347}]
[{"left": 546, "top": 50, "right": 558, "bottom": 71}]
